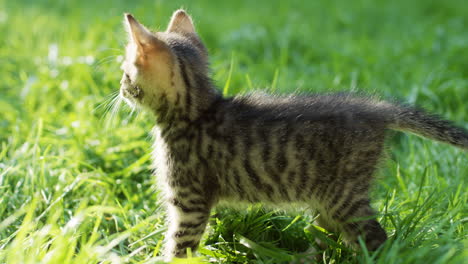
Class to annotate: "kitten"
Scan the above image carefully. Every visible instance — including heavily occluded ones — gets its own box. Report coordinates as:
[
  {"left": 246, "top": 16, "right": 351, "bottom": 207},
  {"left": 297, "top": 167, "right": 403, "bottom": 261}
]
[{"left": 118, "top": 10, "right": 468, "bottom": 261}]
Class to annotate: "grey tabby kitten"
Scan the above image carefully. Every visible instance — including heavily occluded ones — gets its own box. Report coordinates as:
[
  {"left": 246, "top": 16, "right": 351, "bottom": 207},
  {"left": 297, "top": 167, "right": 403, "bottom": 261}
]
[{"left": 119, "top": 10, "right": 468, "bottom": 260}]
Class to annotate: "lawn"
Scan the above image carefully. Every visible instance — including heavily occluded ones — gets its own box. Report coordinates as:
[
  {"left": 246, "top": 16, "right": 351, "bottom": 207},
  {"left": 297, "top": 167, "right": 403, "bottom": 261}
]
[{"left": 0, "top": 0, "right": 467, "bottom": 263}]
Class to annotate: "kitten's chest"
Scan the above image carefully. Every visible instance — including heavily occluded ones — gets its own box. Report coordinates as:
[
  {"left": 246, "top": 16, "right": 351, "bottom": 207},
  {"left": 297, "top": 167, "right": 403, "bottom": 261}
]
[
  {"left": 151, "top": 125, "right": 215, "bottom": 181},
  {"left": 151, "top": 127, "right": 170, "bottom": 181}
]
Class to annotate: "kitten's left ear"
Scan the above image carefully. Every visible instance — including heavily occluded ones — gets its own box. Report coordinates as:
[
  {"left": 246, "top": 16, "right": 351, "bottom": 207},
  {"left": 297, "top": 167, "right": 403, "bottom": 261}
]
[
  {"left": 124, "top": 13, "right": 154, "bottom": 48},
  {"left": 166, "top": 9, "right": 196, "bottom": 34}
]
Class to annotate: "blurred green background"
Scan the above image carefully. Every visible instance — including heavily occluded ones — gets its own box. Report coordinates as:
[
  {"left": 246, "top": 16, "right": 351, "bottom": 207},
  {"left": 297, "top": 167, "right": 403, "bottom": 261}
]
[{"left": 0, "top": 0, "right": 467, "bottom": 263}]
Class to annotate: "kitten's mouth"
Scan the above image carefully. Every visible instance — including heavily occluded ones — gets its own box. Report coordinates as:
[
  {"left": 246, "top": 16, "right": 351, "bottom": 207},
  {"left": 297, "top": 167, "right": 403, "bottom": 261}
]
[{"left": 122, "top": 85, "right": 143, "bottom": 99}]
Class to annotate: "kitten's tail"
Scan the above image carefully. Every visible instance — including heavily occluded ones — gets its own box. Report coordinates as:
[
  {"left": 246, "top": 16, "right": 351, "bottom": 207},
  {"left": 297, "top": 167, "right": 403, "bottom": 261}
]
[{"left": 387, "top": 104, "right": 468, "bottom": 150}]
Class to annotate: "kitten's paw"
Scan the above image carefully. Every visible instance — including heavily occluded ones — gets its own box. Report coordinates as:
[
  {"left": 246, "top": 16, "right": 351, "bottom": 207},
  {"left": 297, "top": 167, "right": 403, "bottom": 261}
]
[{"left": 290, "top": 246, "right": 322, "bottom": 264}]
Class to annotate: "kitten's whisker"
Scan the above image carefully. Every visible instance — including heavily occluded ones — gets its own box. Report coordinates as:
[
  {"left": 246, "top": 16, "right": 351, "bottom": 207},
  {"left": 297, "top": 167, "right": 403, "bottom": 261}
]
[
  {"left": 96, "top": 92, "right": 122, "bottom": 131},
  {"left": 94, "top": 96, "right": 116, "bottom": 115},
  {"left": 102, "top": 94, "right": 121, "bottom": 119},
  {"left": 105, "top": 95, "right": 123, "bottom": 129},
  {"left": 93, "top": 56, "right": 121, "bottom": 71},
  {"left": 98, "top": 48, "right": 123, "bottom": 53},
  {"left": 106, "top": 93, "right": 122, "bottom": 114},
  {"left": 129, "top": 106, "right": 136, "bottom": 116},
  {"left": 94, "top": 91, "right": 119, "bottom": 113},
  {"left": 96, "top": 55, "right": 117, "bottom": 65}
]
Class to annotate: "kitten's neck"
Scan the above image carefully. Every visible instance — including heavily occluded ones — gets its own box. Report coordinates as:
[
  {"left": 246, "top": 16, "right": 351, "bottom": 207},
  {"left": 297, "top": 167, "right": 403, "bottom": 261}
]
[{"left": 153, "top": 82, "right": 222, "bottom": 130}]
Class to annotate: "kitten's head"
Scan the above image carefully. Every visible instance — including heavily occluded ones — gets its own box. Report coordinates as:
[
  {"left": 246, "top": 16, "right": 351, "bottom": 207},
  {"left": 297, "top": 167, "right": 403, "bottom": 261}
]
[{"left": 120, "top": 10, "right": 214, "bottom": 119}]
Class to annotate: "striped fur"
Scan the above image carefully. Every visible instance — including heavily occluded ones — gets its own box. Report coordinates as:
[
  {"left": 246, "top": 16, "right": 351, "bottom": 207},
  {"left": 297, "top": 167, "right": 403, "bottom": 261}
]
[{"left": 119, "top": 10, "right": 468, "bottom": 260}]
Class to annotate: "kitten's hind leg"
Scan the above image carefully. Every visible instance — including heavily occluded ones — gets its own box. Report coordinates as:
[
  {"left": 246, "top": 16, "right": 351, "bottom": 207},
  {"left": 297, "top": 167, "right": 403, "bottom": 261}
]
[
  {"left": 314, "top": 214, "right": 339, "bottom": 247},
  {"left": 331, "top": 199, "right": 387, "bottom": 251},
  {"left": 164, "top": 198, "right": 212, "bottom": 260}
]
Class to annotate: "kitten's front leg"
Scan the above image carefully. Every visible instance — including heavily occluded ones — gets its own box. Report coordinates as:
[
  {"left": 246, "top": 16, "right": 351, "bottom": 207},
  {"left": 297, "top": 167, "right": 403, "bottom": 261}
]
[{"left": 163, "top": 197, "right": 211, "bottom": 261}]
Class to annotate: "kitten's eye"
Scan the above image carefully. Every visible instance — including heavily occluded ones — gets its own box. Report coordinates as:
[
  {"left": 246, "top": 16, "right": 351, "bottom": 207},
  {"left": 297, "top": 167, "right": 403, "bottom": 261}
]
[{"left": 125, "top": 73, "right": 131, "bottom": 81}]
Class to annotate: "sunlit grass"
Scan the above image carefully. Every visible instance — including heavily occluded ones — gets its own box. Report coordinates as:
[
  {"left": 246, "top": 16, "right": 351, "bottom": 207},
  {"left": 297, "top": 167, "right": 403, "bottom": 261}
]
[{"left": 0, "top": 0, "right": 466, "bottom": 263}]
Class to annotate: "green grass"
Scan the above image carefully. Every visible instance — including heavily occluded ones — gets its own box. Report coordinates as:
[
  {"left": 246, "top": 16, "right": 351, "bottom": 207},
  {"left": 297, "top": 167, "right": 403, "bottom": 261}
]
[{"left": 0, "top": 0, "right": 467, "bottom": 263}]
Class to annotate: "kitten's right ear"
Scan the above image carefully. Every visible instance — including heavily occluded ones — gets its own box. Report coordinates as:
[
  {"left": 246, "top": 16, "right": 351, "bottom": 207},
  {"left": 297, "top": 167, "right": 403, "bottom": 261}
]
[
  {"left": 124, "top": 13, "right": 154, "bottom": 49},
  {"left": 166, "top": 9, "right": 196, "bottom": 34}
]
